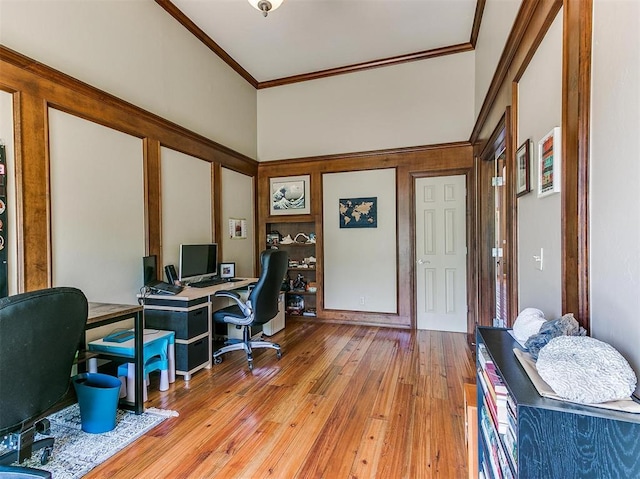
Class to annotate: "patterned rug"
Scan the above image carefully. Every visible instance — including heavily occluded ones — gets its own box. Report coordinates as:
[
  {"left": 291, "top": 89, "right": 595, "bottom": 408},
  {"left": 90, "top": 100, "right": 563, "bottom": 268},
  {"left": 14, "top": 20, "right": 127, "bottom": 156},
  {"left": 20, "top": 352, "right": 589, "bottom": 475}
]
[{"left": 3, "top": 404, "right": 178, "bottom": 478}]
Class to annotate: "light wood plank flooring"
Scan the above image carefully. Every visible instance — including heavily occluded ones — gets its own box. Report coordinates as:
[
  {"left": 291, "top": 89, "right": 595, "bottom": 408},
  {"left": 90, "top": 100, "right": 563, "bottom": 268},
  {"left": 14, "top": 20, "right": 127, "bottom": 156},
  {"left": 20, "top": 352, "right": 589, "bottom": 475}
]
[{"left": 86, "top": 320, "right": 475, "bottom": 478}]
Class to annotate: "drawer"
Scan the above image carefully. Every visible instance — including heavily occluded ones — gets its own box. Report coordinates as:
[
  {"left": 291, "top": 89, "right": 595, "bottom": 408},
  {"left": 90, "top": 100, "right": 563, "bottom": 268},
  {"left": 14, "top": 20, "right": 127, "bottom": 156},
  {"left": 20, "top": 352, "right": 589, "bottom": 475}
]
[
  {"left": 175, "top": 337, "right": 209, "bottom": 372},
  {"left": 145, "top": 306, "right": 208, "bottom": 340}
]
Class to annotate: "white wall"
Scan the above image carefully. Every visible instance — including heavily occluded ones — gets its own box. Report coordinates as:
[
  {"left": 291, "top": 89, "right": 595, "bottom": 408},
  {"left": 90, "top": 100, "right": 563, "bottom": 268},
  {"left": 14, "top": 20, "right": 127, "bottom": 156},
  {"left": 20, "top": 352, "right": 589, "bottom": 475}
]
[
  {"left": 0, "top": 0, "right": 257, "bottom": 159},
  {"left": 590, "top": 0, "right": 640, "bottom": 396},
  {"left": 220, "top": 167, "right": 255, "bottom": 278},
  {"left": 257, "top": 52, "right": 475, "bottom": 160},
  {"left": 161, "top": 147, "right": 213, "bottom": 276},
  {"left": 323, "top": 169, "right": 397, "bottom": 313},
  {"left": 49, "top": 109, "right": 145, "bottom": 304},
  {"left": 474, "top": 0, "right": 522, "bottom": 120},
  {"left": 516, "top": 11, "right": 563, "bottom": 320},
  {"left": 0, "top": 91, "right": 18, "bottom": 295}
]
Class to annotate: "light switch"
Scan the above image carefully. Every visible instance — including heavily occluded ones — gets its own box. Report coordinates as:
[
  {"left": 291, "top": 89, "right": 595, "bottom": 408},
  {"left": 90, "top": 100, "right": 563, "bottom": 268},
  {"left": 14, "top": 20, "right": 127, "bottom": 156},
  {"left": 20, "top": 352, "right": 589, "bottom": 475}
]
[{"left": 533, "top": 248, "right": 544, "bottom": 271}]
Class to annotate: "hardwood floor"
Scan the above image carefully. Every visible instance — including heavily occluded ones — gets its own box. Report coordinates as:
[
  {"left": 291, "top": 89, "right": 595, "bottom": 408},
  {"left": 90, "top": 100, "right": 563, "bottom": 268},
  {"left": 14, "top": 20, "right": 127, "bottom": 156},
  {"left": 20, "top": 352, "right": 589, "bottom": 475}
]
[{"left": 86, "top": 320, "right": 476, "bottom": 478}]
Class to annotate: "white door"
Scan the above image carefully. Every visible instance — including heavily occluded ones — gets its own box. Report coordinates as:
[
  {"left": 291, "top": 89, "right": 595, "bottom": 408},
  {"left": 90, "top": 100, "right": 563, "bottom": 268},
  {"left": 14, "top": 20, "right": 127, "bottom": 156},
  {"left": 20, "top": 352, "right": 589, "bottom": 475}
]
[{"left": 415, "top": 175, "right": 467, "bottom": 332}]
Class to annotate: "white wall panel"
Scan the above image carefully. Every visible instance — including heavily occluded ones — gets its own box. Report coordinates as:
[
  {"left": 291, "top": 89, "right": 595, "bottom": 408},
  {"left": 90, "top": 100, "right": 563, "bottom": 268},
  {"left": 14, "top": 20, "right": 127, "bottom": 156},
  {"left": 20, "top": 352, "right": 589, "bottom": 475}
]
[
  {"left": 323, "top": 169, "right": 397, "bottom": 313},
  {"left": 258, "top": 53, "right": 475, "bottom": 160},
  {"left": 590, "top": 0, "right": 640, "bottom": 397},
  {"left": 49, "top": 109, "right": 144, "bottom": 304},
  {"left": 516, "top": 11, "right": 562, "bottom": 319},
  {"left": 161, "top": 147, "right": 213, "bottom": 273},
  {"left": 221, "top": 167, "right": 255, "bottom": 278}
]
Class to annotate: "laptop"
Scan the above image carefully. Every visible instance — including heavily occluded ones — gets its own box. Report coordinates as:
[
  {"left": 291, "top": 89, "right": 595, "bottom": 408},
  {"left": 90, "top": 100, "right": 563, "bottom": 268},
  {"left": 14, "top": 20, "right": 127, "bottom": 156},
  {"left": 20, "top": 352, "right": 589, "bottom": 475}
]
[{"left": 143, "top": 255, "right": 183, "bottom": 295}]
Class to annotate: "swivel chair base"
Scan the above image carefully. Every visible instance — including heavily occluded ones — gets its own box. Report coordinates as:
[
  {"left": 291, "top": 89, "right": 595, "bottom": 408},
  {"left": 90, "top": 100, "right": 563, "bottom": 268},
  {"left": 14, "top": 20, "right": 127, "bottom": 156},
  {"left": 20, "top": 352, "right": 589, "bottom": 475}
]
[
  {"left": 213, "top": 327, "right": 282, "bottom": 371},
  {"left": 0, "top": 419, "right": 54, "bottom": 476}
]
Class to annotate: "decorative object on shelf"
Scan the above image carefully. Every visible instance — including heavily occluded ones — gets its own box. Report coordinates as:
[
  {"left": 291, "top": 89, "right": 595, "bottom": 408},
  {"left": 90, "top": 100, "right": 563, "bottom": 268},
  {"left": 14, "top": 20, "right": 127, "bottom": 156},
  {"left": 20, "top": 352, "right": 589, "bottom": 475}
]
[
  {"left": 339, "top": 197, "right": 378, "bottom": 228},
  {"left": 306, "top": 282, "right": 317, "bottom": 293},
  {"left": 248, "top": 0, "right": 284, "bottom": 17},
  {"left": 292, "top": 273, "right": 307, "bottom": 292},
  {"left": 267, "top": 231, "right": 281, "bottom": 248},
  {"left": 293, "top": 232, "right": 312, "bottom": 244},
  {"left": 302, "top": 256, "right": 316, "bottom": 268},
  {"left": 286, "top": 294, "right": 304, "bottom": 315},
  {"left": 512, "top": 307, "right": 546, "bottom": 343},
  {"left": 308, "top": 232, "right": 316, "bottom": 243},
  {"left": 280, "top": 234, "right": 294, "bottom": 244},
  {"left": 537, "top": 127, "right": 561, "bottom": 198},
  {"left": 302, "top": 308, "right": 316, "bottom": 317},
  {"left": 228, "top": 218, "right": 247, "bottom": 239},
  {"left": 516, "top": 139, "right": 532, "bottom": 197},
  {"left": 536, "top": 335, "right": 637, "bottom": 404},
  {"left": 270, "top": 175, "right": 311, "bottom": 215},
  {"left": 524, "top": 313, "right": 586, "bottom": 360}
]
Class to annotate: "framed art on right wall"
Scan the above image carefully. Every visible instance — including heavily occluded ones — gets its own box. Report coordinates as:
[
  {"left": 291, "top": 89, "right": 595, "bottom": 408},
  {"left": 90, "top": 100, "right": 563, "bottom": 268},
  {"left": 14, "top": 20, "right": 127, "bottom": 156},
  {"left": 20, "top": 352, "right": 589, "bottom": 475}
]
[
  {"left": 537, "top": 127, "right": 562, "bottom": 198},
  {"left": 516, "top": 139, "right": 532, "bottom": 197}
]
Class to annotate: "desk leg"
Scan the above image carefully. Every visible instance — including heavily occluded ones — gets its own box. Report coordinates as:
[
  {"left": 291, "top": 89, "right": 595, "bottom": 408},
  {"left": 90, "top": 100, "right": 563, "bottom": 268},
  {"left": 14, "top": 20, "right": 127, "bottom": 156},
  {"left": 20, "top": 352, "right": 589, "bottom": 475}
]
[{"left": 133, "top": 310, "right": 144, "bottom": 414}]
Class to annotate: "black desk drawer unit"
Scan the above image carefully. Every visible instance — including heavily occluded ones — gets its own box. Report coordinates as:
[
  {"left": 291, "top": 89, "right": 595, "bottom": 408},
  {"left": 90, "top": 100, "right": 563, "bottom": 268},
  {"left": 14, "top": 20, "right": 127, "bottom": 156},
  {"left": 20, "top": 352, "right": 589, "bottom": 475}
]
[
  {"left": 145, "top": 307, "right": 208, "bottom": 340},
  {"left": 175, "top": 337, "right": 209, "bottom": 372}
]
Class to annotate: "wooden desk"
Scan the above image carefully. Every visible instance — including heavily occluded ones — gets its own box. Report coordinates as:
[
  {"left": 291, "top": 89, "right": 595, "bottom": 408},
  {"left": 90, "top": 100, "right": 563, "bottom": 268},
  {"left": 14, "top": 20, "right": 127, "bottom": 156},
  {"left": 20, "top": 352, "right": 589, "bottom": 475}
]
[
  {"left": 142, "top": 279, "right": 257, "bottom": 380},
  {"left": 86, "top": 302, "right": 144, "bottom": 414}
]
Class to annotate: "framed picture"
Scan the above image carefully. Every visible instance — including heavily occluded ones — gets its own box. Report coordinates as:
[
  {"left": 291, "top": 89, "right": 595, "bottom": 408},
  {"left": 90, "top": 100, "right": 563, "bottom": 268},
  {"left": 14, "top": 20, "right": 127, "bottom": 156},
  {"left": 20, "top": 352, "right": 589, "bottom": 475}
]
[
  {"left": 270, "top": 175, "right": 311, "bottom": 216},
  {"left": 537, "top": 127, "right": 561, "bottom": 198},
  {"left": 228, "top": 218, "right": 247, "bottom": 239},
  {"left": 219, "top": 262, "right": 235, "bottom": 279},
  {"left": 516, "top": 140, "right": 532, "bottom": 197},
  {"left": 339, "top": 197, "right": 377, "bottom": 228}
]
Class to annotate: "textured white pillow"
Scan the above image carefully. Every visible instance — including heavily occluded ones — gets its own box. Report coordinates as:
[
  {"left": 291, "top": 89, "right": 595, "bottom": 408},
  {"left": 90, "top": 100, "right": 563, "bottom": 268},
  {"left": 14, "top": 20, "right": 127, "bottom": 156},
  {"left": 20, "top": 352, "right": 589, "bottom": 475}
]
[
  {"left": 536, "top": 336, "right": 637, "bottom": 404},
  {"left": 512, "top": 308, "right": 546, "bottom": 342}
]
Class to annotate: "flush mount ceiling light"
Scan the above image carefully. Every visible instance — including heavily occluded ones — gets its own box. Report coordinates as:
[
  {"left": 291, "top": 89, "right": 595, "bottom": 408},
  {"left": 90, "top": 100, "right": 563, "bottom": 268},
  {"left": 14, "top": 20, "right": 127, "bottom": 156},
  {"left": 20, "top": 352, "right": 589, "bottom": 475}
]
[{"left": 248, "top": 0, "right": 284, "bottom": 17}]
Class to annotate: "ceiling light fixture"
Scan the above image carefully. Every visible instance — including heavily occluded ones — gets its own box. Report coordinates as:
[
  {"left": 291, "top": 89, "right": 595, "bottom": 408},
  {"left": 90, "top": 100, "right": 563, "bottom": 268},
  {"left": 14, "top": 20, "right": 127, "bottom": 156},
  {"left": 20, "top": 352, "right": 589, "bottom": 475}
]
[{"left": 248, "top": 0, "right": 284, "bottom": 17}]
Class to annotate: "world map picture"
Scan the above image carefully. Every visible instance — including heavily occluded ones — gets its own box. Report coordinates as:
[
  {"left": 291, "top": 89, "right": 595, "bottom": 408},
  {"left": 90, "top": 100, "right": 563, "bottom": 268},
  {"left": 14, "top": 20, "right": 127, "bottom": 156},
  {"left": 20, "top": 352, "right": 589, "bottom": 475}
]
[{"left": 339, "top": 197, "right": 377, "bottom": 228}]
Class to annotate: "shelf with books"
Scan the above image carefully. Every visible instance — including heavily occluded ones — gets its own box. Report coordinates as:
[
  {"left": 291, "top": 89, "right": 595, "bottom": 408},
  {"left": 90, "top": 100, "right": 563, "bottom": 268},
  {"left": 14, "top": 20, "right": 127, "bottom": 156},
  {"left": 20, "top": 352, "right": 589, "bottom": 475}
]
[{"left": 476, "top": 327, "right": 640, "bottom": 478}]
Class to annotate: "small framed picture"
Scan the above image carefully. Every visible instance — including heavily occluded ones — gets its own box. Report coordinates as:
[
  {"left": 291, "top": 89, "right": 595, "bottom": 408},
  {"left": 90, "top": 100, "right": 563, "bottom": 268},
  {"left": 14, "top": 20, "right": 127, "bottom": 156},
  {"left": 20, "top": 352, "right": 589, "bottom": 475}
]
[
  {"left": 516, "top": 140, "right": 532, "bottom": 197},
  {"left": 220, "top": 262, "right": 235, "bottom": 279},
  {"left": 537, "top": 127, "right": 561, "bottom": 198}
]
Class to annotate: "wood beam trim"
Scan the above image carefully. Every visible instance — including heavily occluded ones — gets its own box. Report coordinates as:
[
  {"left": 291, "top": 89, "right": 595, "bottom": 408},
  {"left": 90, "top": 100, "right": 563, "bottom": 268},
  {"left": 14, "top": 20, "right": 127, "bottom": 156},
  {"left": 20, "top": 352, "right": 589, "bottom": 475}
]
[
  {"left": 143, "top": 138, "right": 162, "bottom": 266},
  {"left": 258, "top": 43, "right": 475, "bottom": 89},
  {"left": 154, "top": 0, "right": 259, "bottom": 89},
  {"left": 14, "top": 92, "right": 50, "bottom": 291},
  {"left": 470, "top": 0, "right": 487, "bottom": 47},
  {"left": 470, "top": 0, "right": 563, "bottom": 144},
  {"left": 562, "top": 0, "right": 592, "bottom": 329},
  {"left": 0, "top": 46, "right": 257, "bottom": 177}
]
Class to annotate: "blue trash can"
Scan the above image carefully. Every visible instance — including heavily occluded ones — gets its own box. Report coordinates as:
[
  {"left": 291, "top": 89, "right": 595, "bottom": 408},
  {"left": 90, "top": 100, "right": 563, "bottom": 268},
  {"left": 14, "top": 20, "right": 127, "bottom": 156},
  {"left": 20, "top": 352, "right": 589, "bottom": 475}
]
[{"left": 72, "top": 373, "right": 121, "bottom": 433}]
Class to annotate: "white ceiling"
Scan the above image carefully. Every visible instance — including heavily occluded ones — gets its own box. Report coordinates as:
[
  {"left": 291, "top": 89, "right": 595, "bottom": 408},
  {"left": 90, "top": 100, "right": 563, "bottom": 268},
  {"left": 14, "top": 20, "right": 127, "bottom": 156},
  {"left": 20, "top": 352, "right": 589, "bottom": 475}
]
[{"left": 171, "top": 0, "right": 478, "bottom": 83}]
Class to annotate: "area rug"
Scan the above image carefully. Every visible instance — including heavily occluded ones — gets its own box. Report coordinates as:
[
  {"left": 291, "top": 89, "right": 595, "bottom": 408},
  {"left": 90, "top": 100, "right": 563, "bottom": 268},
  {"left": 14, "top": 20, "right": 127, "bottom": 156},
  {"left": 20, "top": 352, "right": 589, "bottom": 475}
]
[{"left": 4, "top": 404, "right": 178, "bottom": 479}]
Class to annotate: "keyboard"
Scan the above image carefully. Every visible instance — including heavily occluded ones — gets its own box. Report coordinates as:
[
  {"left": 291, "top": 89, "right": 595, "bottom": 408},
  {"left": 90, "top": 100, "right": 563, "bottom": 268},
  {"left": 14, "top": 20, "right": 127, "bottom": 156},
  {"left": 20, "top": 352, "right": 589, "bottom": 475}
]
[{"left": 189, "top": 278, "right": 229, "bottom": 288}]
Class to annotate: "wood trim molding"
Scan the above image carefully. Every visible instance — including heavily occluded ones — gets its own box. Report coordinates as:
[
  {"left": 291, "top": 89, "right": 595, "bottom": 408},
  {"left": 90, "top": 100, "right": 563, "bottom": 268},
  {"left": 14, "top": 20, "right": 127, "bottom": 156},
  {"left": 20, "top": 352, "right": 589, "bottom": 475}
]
[
  {"left": 562, "top": 0, "right": 592, "bottom": 329},
  {"left": 470, "top": 0, "right": 563, "bottom": 144},
  {"left": 0, "top": 45, "right": 257, "bottom": 176},
  {"left": 257, "top": 43, "right": 475, "bottom": 89},
  {"left": 154, "top": 0, "right": 259, "bottom": 89},
  {"left": 143, "top": 138, "right": 162, "bottom": 264},
  {"left": 470, "top": 0, "right": 487, "bottom": 47},
  {"left": 155, "top": 0, "right": 481, "bottom": 90}
]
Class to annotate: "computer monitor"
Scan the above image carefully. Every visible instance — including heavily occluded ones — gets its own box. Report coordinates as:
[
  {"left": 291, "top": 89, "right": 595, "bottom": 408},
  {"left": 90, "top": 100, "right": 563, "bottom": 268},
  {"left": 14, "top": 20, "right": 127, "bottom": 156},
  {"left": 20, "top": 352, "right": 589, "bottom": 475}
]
[
  {"left": 179, "top": 243, "right": 218, "bottom": 283},
  {"left": 143, "top": 255, "right": 158, "bottom": 286}
]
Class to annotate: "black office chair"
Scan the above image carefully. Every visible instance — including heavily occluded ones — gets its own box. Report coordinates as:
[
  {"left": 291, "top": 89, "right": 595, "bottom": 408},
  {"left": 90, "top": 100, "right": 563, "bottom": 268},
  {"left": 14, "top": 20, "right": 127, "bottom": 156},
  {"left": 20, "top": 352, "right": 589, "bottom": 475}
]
[
  {"left": 212, "top": 249, "right": 288, "bottom": 371},
  {"left": 0, "top": 287, "right": 88, "bottom": 478}
]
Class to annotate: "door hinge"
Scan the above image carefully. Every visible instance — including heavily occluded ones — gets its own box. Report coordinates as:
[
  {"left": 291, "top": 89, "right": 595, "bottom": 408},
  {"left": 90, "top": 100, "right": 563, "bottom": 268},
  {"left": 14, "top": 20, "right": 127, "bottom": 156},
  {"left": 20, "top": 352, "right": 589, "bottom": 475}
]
[
  {"left": 491, "top": 177, "right": 504, "bottom": 187},
  {"left": 491, "top": 247, "right": 503, "bottom": 258}
]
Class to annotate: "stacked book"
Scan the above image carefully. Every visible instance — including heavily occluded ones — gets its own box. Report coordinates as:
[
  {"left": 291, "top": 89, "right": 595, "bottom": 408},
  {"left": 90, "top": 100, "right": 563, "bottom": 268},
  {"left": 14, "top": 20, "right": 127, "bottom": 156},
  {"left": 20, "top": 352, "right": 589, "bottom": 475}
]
[{"left": 477, "top": 342, "right": 518, "bottom": 475}]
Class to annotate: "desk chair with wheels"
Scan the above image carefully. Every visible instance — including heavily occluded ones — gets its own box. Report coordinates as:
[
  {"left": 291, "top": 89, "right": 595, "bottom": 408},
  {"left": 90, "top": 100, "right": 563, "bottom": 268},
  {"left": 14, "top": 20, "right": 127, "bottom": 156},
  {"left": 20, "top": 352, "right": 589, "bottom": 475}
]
[
  {"left": 0, "top": 287, "right": 88, "bottom": 478},
  {"left": 212, "top": 249, "right": 288, "bottom": 371}
]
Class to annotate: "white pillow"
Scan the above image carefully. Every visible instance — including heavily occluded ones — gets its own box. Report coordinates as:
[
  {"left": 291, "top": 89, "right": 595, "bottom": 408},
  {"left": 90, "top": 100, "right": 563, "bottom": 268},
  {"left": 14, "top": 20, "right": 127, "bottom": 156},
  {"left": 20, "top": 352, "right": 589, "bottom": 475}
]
[
  {"left": 536, "top": 335, "right": 637, "bottom": 404},
  {"left": 512, "top": 308, "right": 546, "bottom": 342}
]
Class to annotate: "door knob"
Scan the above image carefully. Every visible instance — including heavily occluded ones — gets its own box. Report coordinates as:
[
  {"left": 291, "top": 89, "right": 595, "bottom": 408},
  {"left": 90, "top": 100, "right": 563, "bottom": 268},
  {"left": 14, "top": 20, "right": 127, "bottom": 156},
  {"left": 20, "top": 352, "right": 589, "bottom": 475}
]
[{"left": 417, "top": 259, "right": 431, "bottom": 265}]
